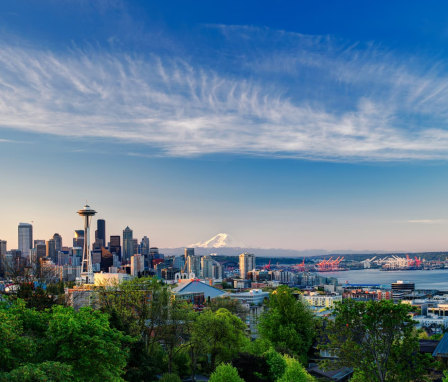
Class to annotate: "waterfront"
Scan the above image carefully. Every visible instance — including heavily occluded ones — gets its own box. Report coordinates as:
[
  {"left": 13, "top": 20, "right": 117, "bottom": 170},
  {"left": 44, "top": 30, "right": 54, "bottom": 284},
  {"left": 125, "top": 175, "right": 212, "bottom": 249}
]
[{"left": 320, "top": 269, "right": 448, "bottom": 290}]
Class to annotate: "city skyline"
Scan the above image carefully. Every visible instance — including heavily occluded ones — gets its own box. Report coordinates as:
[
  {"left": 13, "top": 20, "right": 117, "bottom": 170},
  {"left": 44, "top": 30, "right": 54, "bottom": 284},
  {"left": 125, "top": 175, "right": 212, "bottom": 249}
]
[{"left": 3, "top": 1, "right": 448, "bottom": 251}]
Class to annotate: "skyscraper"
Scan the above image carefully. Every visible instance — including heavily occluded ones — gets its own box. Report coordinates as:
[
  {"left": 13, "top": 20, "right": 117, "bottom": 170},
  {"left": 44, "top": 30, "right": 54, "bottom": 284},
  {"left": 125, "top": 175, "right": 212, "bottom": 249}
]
[
  {"left": 141, "top": 236, "right": 150, "bottom": 256},
  {"left": 46, "top": 239, "right": 56, "bottom": 262},
  {"left": 201, "top": 255, "right": 223, "bottom": 280},
  {"left": 100, "top": 247, "right": 113, "bottom": 272},
  {"left": 0, "top": 240, "right": 6, "bottom": 256},
  {"left": 109, "top": 235, "right": 121, "bottom": 259},
  {"left": 73, "top": 230, "right": 84, "bottom": 248},
  {"left": 18, "top": 223, "right": 33, "bottom": 259},
  {"left": 187, "top": 255, "right": 201, "bottom": 277},
  {"left": 122, "top": 226, "right": 133, "bottom": 263},
  {"left": 239, "top": 253, "right": 255, "bottom": 279},
  {"left": 96, "top": 219, "right": 106, "bottom": 247},
  {"left": 184, "top": 248, "right": 194, "bottom": 259},
  {"left": 132, "top": 238, "right": 138, "bottom": 255},
  {"left": 53, "top": 233, "right": 62, "bottom": 252},
  {"left": 0, "top": 240, "right": 6, "bottom": 277},
  {"left": 201, "top": 255, "right": 214, "bottom": 279},
  {"left": 34, "top": 243, "right": 46, "bottom": 261}
]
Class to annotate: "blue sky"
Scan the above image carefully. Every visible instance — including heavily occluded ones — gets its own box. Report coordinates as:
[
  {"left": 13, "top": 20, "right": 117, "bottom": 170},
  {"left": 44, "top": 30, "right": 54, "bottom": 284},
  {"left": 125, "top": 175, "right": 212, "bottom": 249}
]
[{"left": 2, "top": 0, "right": 448, "bottom": 251}]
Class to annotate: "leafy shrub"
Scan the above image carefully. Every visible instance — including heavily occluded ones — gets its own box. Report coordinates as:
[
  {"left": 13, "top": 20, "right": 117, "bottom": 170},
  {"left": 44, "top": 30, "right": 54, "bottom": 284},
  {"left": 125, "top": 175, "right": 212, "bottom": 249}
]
[{"left": 209, "top": 363, "right": 245, "bottom": 382}]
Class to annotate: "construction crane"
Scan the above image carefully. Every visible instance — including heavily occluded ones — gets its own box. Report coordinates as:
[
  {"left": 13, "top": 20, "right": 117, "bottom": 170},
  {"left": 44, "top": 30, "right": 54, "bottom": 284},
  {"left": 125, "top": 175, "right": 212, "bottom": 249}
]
[{"left": 317, "top": 256, "right": 344, "bottom": 272}]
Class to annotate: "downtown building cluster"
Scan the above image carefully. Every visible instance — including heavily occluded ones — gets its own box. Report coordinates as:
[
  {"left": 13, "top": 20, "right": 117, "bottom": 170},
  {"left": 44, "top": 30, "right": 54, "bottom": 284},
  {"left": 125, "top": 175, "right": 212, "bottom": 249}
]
[{"left": 0, "top": 217, "right": 222, "bottom": 284}]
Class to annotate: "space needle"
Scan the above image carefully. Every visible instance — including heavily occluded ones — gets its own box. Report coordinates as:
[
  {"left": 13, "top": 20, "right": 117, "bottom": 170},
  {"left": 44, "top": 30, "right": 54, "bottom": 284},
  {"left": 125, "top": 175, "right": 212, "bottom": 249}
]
[{"left": 77, "top": 204, "right": 97, "bottom": 284}]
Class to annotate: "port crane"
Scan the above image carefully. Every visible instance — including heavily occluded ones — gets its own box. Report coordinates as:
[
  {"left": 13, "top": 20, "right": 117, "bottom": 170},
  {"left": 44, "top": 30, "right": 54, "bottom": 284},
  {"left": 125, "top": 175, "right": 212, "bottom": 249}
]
[{"left": 317, "top": 256, "right": 344, "bottom": 272}]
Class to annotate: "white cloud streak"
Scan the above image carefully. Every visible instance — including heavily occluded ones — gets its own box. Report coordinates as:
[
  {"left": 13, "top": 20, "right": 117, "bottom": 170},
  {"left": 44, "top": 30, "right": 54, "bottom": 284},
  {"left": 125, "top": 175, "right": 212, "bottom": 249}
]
[
  {"left": 1, "top": 28, "right": 448, "bottom": 160},
  {"left": 407, "top": 219, "right": 447, "bottom": 224}
]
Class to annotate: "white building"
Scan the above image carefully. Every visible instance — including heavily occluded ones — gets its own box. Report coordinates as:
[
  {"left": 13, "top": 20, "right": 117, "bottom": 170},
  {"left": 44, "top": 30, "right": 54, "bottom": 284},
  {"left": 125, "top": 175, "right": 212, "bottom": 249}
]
[
  {"left": 229, "top": 289, "right": 269, "bottom": 306},
  {"left": 303, "top": 294, "right": 342, "bottom": 309},
  {"left": 94, "top": 272, "right": 132, "bottom": 286},
  {"left": 131, "top": 254, "right": 145, "bottom": 276},
  {"left": 413, "top": 314, "right": 448, "bottom": 328}
]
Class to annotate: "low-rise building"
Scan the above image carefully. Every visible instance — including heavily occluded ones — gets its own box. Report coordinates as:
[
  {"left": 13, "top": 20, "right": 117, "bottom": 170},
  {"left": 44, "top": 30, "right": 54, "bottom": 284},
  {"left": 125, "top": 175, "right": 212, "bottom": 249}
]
[
  {"left": 303, "top": 293, "right": 342, "bottom": 309},
  {"left": 413, "top": 314, "right": 448, "bottom": 329},
  {"left": 172, "top": 279, "right": 228, "bottom": 301},
  {"left": 229, "top": 289, "right": 269, "bottom": 306}
]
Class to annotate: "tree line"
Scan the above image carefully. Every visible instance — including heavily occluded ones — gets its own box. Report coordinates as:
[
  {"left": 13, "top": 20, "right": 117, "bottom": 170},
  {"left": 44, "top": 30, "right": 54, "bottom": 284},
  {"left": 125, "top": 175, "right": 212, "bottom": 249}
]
[{"left": 0, "top": 279, "right": 442, "bottom": 381}]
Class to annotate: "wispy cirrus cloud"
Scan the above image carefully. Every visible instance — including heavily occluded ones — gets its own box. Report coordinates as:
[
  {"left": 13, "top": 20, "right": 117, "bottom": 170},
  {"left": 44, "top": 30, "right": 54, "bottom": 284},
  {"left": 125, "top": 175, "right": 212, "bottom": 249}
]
[
  {"left": 407, "top": 219, "right": 448, "bottom": 224},
  {"left": 2, "top": 27, "right": 448, "bottom": 160}
]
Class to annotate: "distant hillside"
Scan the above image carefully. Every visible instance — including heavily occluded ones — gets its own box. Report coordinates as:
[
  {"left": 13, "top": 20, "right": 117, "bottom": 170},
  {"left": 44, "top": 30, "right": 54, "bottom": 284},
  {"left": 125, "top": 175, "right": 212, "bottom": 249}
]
[{"left": 158, "top": 246, "right": 389, "bottom": 258}]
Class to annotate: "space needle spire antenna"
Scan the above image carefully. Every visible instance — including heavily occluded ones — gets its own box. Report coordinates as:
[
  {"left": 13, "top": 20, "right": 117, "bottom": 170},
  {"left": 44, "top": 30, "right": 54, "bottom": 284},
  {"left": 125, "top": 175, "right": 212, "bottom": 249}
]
[{"left": 77, "top": 203, "right": 97, "bottom": 284}]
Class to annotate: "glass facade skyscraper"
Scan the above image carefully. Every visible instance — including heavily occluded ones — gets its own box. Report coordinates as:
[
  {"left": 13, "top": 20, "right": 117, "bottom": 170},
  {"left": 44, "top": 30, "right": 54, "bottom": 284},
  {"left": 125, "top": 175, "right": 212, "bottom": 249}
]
[
  {"left": 53, "top": 233, "right": 62, "bottom": 252},
  {"left": 122, "top": 226, "right": 133, "bottom": 263},
  {"left": 96, "top": 219, "right": 106, "bottom": 247},
  {"left": 18, "top": 223, "right": 33, "bottom": 259}
]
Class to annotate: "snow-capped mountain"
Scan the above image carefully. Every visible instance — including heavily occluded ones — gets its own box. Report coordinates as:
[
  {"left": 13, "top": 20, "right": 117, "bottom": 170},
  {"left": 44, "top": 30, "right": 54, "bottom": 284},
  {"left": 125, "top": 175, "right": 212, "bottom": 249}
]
[{"left": 190, "top": 233, "right": 238, "bottom": 248}]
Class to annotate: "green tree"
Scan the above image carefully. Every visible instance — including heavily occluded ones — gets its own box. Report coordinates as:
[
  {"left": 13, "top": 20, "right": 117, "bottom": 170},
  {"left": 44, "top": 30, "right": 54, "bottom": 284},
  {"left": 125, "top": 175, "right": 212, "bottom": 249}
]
[
  {"left": 15, "top": 283, "right": 58, "bottom": 310},
  {"left": 209, "top": 363, "right": 244, "bottom": 382},
  {"left": 97, "top": 277, "right": 173, "bottom": 380},
  {"left": 97, "top": 277, "right": 171, "bottom": 342},
  {"left": 265, "top": 348, "right": 286, "bottom": 381},
  {"left": 46, "top": 305, "right": 130, "bottom": 381},
  {"left": 160, "top": 299, "right": 194, "bottom": 374},
  {"left": 1, "top": 361, "right": 73, "bottom": 381},
  {"left": 231, "top": 352, "right": 269, "bottom": 382},
  {"left": 0, "top": 298, "right": 131, "bottom": 380},
  {"left": 0, "top": 300, "right": 37, "bottom": 372},
  {"left": 191, "top": 308, "right": 247, "bottom": 371},
  {"left": 276, "top": 355, "right": 315, "bottom": 382},
  {"left": 159, "top": 373, "right": 182, "bottom": 382},
  {"left": 321, "top": 299, "right": 432, "bottom": 382},
  {"left": 208, "top": 297, "right": 248, "bottom": 321},
  {"left": 258, "top": 286, "right": 316, "bottom": 361}
]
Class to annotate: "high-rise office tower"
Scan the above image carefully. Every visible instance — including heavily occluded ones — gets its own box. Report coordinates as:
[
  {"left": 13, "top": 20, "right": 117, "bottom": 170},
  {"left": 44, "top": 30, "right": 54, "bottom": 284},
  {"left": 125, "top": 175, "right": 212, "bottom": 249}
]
[
  {"left": 213, "top": 261, "right": 223, "bottom": 280},
  {"left": 46, "top": 239, "right": 56, "bottom": 262},
  {"left": 122, "top": 226, "right": 133, "bottom": 263},
  {"left": 73, "top": 230, "right": 84, "bottom": 248},
  {"left": 18, "top": 223, "right": 33, "bottom": 259},
  {"left": 201, "top": 255, "right": 214, "bottom": 279},
  {"left": 35, "top": 244, "right": 46, "bottom": 260},
  {"left": 201, "top": 255, "right": 223, "bottom": 280},
  {"left": 0, "top": 240, "right": 6, "bottom": 256},
  {"left": 96, "top": 219, "right": 106, "bottom": 247},
  {"left": 53, "top": 233, "right": 62, "bottom": 252},
  {"left": 174, "top": 256, "right": 185, "bottom": 271},
  {"left": 239, "top": 253, "right": 255, "bottom": 279},
  {"left": 0, "top": 240, "right": 6, "bottom": 276},
  {"left": 109, "top": 235, "right": 121, "bottom": 259},
  {"left": 132, "top": 239, "right": 138, "bottom": 255},
  {"left": 141, "top": 236, "right": 150, "bottom": 256},
  {"left": 184, "top": 248, "right": 194, "bottom": 261},
  {"left": 100, "top": 247, "right": 113, "bottom": 272},
  {"left": 187, "top": 255, "right": 201, "bottom": 278},
  {"left": 34, "top": 239, "right": 45, "bottom": 247}
]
